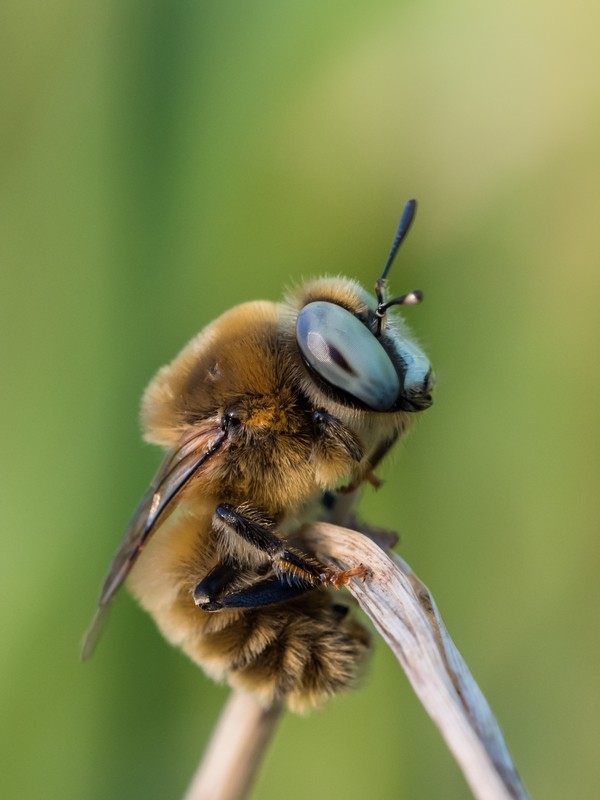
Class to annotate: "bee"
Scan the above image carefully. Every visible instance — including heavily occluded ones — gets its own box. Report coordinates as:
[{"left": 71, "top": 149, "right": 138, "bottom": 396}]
[{"left": 83, "top": 199, "right": 434, "bottom": 712}]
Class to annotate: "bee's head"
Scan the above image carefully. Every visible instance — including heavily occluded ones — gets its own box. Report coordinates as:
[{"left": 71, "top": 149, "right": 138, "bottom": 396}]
[{"left": 287, "top": 200, "right": 434, "bottom": 414}]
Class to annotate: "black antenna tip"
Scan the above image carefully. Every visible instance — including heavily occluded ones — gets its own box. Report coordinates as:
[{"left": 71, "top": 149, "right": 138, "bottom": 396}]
[
  {"left": 380, "top": 199, "right": 418, "bottom": 282},
  {"left": 402, "top": 198, "right": 418, "bottom": 226}
]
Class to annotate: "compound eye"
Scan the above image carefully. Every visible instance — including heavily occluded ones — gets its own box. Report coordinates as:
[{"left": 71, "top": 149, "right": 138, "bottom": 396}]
[{"left": 296, "top": 301, "right": 400, "bottom": 411}]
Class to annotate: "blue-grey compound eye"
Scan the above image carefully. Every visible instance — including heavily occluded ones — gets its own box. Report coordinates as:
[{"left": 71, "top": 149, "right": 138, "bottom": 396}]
[
  {"left": 397, "top": 338, "right": 435, "bottom": 406},
  {"left": 296, "top": 301, "right": 400, "bottom": 411}
]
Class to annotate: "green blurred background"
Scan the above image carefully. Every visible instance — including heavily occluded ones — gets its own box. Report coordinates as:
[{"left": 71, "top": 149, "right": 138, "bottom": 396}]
[{"left": 2, "top": 1, "right": 599, "bottom": 798}]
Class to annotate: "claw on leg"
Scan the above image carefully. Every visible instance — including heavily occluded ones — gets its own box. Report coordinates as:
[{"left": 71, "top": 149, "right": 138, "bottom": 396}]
[{"left": 320, "top": 564, "right": 370, "bottom": 589}]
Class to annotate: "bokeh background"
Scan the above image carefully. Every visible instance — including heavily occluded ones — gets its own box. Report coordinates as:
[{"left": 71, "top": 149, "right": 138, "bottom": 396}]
[{"left": 2, "top": 1, "right": 599, "bottom": 798}]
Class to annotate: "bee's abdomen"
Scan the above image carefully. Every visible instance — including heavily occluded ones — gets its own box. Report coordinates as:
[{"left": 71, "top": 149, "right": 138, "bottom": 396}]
[{"left": 183, "top": 594, "right": 371, "bottom": 712}]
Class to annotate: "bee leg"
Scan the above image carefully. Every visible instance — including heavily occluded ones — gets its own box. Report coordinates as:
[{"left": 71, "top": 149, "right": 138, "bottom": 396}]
[
  {"left": 214, "top": 504, "right": 365, "bottom": 591},
  {"left": 340, "top": 431, "right": 400, "bottom": 493},
  {"left": 214, "top": 504, "right": 326, "bottom": 584},
  {"left": 193, "top": 560, "right": 242, "bottom": 611},
  {"left": 312, "top": 409, "right": 364, "bottom": 462},
  {"left": 194, "top": 570, "right": 315, "bottom": 611},
  {"left": 368, "top": 430, "right": 400, "bottom": 471}
]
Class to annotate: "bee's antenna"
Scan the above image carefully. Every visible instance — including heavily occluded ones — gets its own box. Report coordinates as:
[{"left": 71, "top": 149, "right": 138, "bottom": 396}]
[
  {"left": 379, "top": 199, "right": 417, "bottom": 284},
  {"left": 377, "top": 290, "right": 423, "bottom": 316},
  {"left": 375, "top": 199, "right": 421, "bottom": 336}
]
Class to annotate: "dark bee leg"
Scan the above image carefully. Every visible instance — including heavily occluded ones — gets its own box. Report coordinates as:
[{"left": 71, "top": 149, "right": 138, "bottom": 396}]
[
  {"left": 214, "top": 504, "right": 325, "bottom": 583},
  {"left": 192, "top": 560, "right": 243, "bottom": 611},
  {"left": 312, "top": 409, "right": 399, "bottom": 492},
  {"left": 340, "top": 431, "right": 400, "bottom": 493},
  {"left": 214, "top": 504, "right": 367, "bottom": 589},
  {"left": 368, "top": 430, "right": 400, "bottom": 472},
  {"left": 194, "top": 568, "right": 315, "bottom": 611},
  {"left": 312, "top": 409, "right": 364, "bottom": 462}
]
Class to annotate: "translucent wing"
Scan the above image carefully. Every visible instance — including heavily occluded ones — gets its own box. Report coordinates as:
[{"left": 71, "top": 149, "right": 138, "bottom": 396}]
[{"left": 82, "top": 422, "right": 227, "bottom": 659}]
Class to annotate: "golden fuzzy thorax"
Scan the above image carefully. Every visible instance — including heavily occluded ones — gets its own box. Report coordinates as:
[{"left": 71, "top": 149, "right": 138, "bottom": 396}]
[{"left": 124, "top": 278, "right": 429, "bottom": 711}]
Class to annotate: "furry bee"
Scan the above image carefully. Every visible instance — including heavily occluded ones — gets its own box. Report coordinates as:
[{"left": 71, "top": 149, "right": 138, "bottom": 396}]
[{"left": 83, "top": 200, "right": 434, "bottom": 712}]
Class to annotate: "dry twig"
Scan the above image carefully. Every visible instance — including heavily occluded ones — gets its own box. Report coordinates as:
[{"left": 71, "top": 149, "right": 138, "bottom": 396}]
[
  {"left": 184, "top": 523, "right": 529, "bottom": 800},
  {"left": 183, "top": 691, "right": 282, "bottom": 800}
]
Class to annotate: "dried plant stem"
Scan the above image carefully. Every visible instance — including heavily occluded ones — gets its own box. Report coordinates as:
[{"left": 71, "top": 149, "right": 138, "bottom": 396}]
[
  {"left": 304, "top": 523, "right": 529, "bottom": 800},
  {"left": 184, "top": 523, "right": 528, "bottom": 800},
  {"left": 183, "top": 690, "right": 282, "bottom": 800}
]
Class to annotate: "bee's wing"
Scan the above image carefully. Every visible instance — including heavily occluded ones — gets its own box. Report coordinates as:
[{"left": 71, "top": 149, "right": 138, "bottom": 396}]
[{"left": 82, "top": 422, "right": 227, "bottom": 659}]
